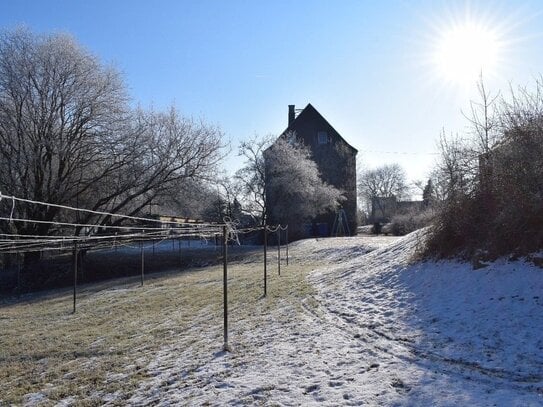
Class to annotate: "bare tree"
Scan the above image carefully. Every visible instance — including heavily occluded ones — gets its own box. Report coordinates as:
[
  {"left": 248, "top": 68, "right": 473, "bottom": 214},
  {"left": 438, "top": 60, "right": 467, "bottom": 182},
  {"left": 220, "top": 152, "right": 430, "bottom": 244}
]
[
  {"left": 358, "top": 164, "right": 408, "bottom": 200},
  {"left": 0, "top": 29, "right": 225, "bottom": 238},
  {"left": 434, "top": 131, "right": 478, "bottom": 200},
  {"left": 429, "top": 78, "right": 501, "bottom": 210},
  {"left": 201, "top": 175, "right": 243, "bottom": 223},
  {"left": 75, "top": 107, "right": 224, "bottom": 229},
  {"left": 148, "top": 177, "right": 216, "bottom": 220},
  {"left": 234, "top": 135, "right": 273, "bottom": 225},
  {"left": 358, "top": 163, "right": 408, "bottom": 219},
  {"left": 464, "top": 74, "right": 500, "bottom": 155},
  {"left": 0, "top": 29, "right": 128, "bottom": 235}
]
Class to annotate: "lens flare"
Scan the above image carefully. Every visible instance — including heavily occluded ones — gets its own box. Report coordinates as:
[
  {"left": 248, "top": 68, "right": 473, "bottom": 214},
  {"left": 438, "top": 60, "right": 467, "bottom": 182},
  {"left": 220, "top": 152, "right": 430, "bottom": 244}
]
[{"left": 433, "top": 20, "right": 502, "bottom": 87}]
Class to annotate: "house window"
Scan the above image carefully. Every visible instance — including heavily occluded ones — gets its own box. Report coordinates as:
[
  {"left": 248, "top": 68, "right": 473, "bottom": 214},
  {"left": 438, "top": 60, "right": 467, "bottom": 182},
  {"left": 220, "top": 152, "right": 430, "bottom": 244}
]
[{"left": 317, "top": 131, "right": 329, "bottom": 144}]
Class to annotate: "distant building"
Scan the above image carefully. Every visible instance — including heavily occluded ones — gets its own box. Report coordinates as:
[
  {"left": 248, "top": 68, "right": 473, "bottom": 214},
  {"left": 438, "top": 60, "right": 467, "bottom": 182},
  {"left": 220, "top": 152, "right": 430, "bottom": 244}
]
[
  {"left": 266, "top": 103, "right": 358, "bottom": 237},
  {"left": 156, "top": 215, "right": 206, "bottom": 228},
  {"left": 370, "top": 196, "right": 398, "bottom": 223}
]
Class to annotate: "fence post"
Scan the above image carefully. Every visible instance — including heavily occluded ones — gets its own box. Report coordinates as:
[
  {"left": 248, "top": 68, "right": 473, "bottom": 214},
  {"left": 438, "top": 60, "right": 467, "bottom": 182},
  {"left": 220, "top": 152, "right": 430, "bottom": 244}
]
[
  {"left": 140, "top": 230, "right": 145, "bottom": 286},
  {"left": 79, "top": 244, "right": 84, "bottom": 282},
  {"left": 286, "top": 226, "right": 289, "bottom": 266},
  {"left": 277, "top": 227, "right": 281, "bottom": 276},
  {"left": 178, "top": 235, "right": 182, "bottom": 270},
  {"left": 17, "top": 254, "right": 21, "bottom": 297},
  {"left": 222, "top": 225, "right": 229, "bottom": 351},
  {"left": 73, "top": 240, "right": 78, "bottom": 314},
  {"left": 263, "top": 224, "right": 267, "bottom": 297}
]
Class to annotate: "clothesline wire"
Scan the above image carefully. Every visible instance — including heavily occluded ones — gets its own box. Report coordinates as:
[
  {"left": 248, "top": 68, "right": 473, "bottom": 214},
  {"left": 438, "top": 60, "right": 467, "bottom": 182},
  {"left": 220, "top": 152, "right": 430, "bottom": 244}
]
[
  {"left": 0, "top": 192, "right": 287, "bottom": 255},
  {"left": 0, "top": 223, "right": 278, "bottom": 255},
  {"left": 0, "top": 192, "right": 219, "bottom": 227}
]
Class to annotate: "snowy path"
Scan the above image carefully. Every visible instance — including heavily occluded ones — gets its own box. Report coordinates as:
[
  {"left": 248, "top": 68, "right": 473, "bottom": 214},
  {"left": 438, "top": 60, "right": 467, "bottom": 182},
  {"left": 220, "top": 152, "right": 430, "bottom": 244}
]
[
  {"left": 126, "top": 233, "right": 543, "bottom": 406},
  {"left": 310, "top": 233, "right": 543, "bottom": 406}
]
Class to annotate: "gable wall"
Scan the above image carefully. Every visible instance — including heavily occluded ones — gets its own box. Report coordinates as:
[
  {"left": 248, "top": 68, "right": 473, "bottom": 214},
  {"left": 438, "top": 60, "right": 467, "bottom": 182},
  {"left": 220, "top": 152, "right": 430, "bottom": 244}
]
[{"left": 277, "top": 106, "right": 358, "bottom": 236}]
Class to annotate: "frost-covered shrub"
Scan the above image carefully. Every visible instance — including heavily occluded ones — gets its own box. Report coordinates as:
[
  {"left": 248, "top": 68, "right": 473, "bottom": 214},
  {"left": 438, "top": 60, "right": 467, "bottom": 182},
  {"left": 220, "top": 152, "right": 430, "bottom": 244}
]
[
  {"left": 391, "top": 209, "right": 435, "bottom": 236},
  {"left": 264, "top": 137, "right": 344, "bottom": 236}
]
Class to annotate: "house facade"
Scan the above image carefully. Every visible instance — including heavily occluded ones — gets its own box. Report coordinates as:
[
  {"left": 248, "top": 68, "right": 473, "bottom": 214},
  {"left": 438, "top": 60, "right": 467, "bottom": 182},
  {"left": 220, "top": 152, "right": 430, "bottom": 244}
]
[{"left": 266, "top": 103, "right": 358, "bottom": 237}]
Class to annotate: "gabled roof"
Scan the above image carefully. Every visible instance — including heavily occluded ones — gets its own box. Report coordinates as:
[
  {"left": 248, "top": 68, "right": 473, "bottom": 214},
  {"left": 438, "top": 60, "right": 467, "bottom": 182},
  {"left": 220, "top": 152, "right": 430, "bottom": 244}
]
[{"left": 280, "top": 103, "right": 358, "bottom": 154}]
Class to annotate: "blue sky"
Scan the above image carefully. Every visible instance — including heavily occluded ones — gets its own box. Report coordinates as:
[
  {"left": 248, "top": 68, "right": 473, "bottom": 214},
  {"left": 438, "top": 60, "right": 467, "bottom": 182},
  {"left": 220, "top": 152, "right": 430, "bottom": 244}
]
[{"left": 2, "top": 0, "right": 542, "bottom": 182}]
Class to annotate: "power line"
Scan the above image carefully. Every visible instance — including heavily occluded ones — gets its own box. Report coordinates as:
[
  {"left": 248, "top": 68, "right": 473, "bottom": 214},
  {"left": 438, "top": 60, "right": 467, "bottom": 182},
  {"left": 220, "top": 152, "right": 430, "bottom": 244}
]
[{"left": 360, "top": 149, "right": 439, "bottom": 156}]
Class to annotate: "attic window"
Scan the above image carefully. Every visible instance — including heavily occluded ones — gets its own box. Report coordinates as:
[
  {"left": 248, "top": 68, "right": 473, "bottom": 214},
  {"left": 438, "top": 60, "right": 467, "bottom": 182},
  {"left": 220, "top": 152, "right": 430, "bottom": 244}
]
[{"left": 318, "top": 131, "right": 330, "bottom": 144}]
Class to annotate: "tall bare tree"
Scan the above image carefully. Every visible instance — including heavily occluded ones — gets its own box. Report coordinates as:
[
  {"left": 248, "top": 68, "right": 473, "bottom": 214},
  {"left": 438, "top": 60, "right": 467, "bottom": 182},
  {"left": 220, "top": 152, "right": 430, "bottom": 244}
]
[
  {"left": 0, "top": 29, "right": 224, "bottom": 237},
  {"left": 358, "top": 164, "right": 408, "bottom": 200},
  {"left": 73, "top": 108, "right": 224, "bottom": 231},
  {"left": 234, "top": 135, "right": 272, "bottom": 225},
  {"left": 0, "top": 29, "right": 128, "bottom": 235},
  {"left": 464, "top": 74, "right": 500, "bottom": 155}
]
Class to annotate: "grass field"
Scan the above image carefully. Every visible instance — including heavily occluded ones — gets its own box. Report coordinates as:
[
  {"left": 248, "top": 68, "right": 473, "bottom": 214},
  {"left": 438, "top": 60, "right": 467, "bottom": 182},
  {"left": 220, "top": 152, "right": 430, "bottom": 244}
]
[
  {"left": 0, "top": 248, "right": 315, "bottom": 405},
  {"left": 4, "top": 234, "right": 537, "bottom": 406}
]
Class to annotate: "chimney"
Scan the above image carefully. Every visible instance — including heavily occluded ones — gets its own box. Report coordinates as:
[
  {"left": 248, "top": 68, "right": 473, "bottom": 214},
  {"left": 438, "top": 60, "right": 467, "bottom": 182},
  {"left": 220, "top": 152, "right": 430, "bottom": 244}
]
[{"left": 288, "top": 105, "right": 295, "bottom": 127}]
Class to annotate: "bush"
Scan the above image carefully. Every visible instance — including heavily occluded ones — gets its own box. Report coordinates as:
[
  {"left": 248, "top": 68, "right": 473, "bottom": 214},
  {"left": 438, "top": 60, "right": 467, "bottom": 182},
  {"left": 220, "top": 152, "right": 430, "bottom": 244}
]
[
  {"left": 425, "top": 195, "right": 487, "bottom": 258},
  {"left": 424, "top": 77, "right": 543, "bottom": 260},
  {"left": 390, "top": 208, "right": 435, "bottom": 236}
]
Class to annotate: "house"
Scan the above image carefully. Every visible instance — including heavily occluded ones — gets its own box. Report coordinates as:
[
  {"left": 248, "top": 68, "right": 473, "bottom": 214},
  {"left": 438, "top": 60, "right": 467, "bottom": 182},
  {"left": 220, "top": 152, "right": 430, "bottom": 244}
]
[{"left": 266, "top": 104, "right": 358, "bottom": 238}]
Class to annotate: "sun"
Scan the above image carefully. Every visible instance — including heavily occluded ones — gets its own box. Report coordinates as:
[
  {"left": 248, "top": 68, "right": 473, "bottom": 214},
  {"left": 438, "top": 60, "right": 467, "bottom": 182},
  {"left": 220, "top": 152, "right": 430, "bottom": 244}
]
[{"left": 433, "top": 20, "right": 501, "bottom": 87}]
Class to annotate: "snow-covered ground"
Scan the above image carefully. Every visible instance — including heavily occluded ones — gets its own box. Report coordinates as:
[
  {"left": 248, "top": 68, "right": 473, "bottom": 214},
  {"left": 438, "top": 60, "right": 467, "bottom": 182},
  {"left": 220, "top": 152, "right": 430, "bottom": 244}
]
[{"left": 125, "top": 232, "right": 543, "bottom": 406}]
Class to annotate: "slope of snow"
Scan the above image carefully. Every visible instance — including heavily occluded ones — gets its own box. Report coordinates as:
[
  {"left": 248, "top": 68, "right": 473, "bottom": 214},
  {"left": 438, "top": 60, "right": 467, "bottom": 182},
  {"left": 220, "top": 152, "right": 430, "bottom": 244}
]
[
  {"left": 122, "top": 233, "right": 543, "bottom": 406},
  {"left": 290, "top": 235, "right": 397, "bottom": 263},
  {"left": 310, "top": 232, "right": 543, "bottom": 405}
]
